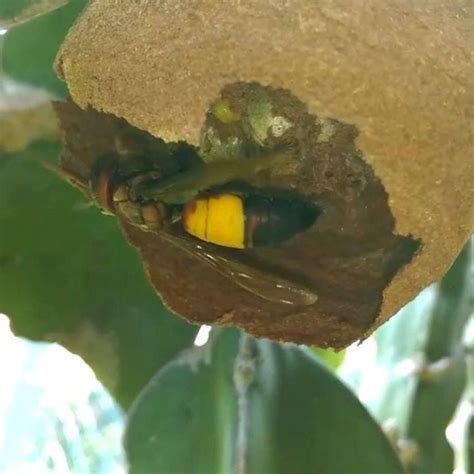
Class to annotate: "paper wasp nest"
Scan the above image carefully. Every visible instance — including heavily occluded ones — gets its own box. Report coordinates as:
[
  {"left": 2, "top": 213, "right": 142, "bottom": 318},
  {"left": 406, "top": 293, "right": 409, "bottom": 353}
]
[{"left": 54, "top": 1, "right": 473, "bottom": 347}]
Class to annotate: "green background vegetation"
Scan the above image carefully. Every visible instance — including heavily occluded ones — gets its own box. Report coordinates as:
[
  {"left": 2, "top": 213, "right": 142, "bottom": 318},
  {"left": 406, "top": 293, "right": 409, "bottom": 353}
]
[{"left": 0, "top": 1, "right": 472, "bottom": 473}]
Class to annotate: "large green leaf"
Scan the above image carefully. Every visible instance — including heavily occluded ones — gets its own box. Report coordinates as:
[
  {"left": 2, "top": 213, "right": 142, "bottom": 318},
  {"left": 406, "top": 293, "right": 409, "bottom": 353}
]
[
  {"left": 2, "top": 0, "right": 87, "bottom": 96},
  {"left": 341, "top": 244, "right": 472, "bottom": 473},
  {"left": 126, "top": 329, "right": 404, "bottom": 474},
  {"left": 0, "top": 141, "right": 198, "bottom": 409}
]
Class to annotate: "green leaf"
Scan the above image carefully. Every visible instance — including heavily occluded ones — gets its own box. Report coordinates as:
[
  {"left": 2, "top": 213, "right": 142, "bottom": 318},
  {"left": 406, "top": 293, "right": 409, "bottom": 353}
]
[
  {"left": 0, "top": 0, "right": 70, "bottom": 27},
  {"left": 404, "top": 247, "right": 471, "bottom": 474},
  {"left": 341, "top": 245, "right": 472, "bottom": 473},
  {"left": 2, "top": 0, "right": 87, "bottom": 97},
  {"left": 310, "top": 346, "right": 345, "bottom": 370},
  {"left": 126, "top": 329, "right": 404, "bottom": 474},
  {"left": 0, "top": 141, "right": 198, "bottom": 409},
  {"left": 340, "top": 286, "right": 439, "bottom": 429},
  {"left": 0, "top": 0, "right": 31, "bottom": 23}
]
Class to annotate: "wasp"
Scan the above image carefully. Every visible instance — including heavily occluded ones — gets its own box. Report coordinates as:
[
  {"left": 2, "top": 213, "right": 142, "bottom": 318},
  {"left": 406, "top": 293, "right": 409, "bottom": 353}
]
[{"left": 87, "top": 146, "right": 322, "bottom": 306}]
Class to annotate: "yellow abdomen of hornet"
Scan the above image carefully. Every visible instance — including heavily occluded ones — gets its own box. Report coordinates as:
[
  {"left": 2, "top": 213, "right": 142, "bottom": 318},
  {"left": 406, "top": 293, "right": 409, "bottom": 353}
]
[{"left": 182, "top": 194, "right": 246, "bottom": 249}]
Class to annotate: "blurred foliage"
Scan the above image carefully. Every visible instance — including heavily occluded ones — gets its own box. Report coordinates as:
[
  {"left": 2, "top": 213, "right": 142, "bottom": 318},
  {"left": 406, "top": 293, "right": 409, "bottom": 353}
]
[
  {"left": 0, "top": 0, "right": 31, "bottom": 24},
  {"left": 0, "top": 141, "right": 198, "bottom": 409},
  {"left": 341, "top": 243, "right": 473, "bottom": 473},
  {"left": 0, "top": 102, "right": 58, "bottom": 152},
  {"left": 405, "top": 246, "right": 471, "bottom": 474},
  {"left": 468, "top": 414, "right": 474, "bottom": 474},
  {"left": 0, "top": 328, "right": 125, "bottom": 473},
  {"left": 450, "top": 312, "right": 474, "bottom": 474},
  {"left": 2, "top": 0, "right": 87, "bottom": 97},
  {"left": 0, "top": 0, "right": 70, "bottom": 28},
  {"left": 310, "top": 346, "right": 345, "bottom": 371},
  {"left": 126, "top": 329, "right": 404, "bottom": 474},
  {"left": 1, "top": 3, "right": 472, "bottom": 473}
]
